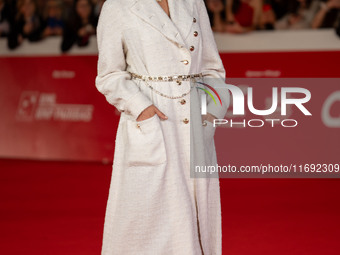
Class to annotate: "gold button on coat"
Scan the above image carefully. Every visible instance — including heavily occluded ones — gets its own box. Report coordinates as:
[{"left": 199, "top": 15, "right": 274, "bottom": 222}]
[
  {"left": 183, "top": 118, "right": 189, "bottom": 124},
  {"left": 193, "top": 17, "right": 196, "bottom": 23},
  {"left": 193, "top": 31, "right": 198, "bottom": 37},
  {"left": 190, "top": 46, "right": 195, "bottom": 51},
  {"left": 180, "top": 99, "right": 186, "bottom": 105},
  {"left": 181, "top": 60, "right": 189, "bottom": 65}
]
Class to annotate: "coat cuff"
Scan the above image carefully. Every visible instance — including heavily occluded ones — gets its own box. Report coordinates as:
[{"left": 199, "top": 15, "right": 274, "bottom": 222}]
[
  {"left": 207, "top": 102, "right": 228, "bottom": 120},
  {"left": 124, "top": 91, "right": 154, "bottom": 120}
]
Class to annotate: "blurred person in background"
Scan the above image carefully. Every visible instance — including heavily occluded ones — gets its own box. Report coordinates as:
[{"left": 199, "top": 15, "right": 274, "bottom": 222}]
[
  {"left": 0, "top": 0, "right": 10, "bottom": 37},
  {"left": 42, "top": 0, "right": 64, "bottom": 37},
  {"left": 35, "top": 0, "right": 45, "bottom": 16},
  {"left": 61, "top": 0, "right": 97, "bottom": 52},
  {"left": 92, "top": 0, "right": 105, "bottom": 19},
  {"left": 205, "top": 0, "right": 225, "bottom": 32},
  {"left": 224, "top": 0, "right": 263, "bottom": 33},
  {"left": 312, "top": 0, "right": 340, "bottom": 28},
  {"left": 258, "top": 0, "right": 276, "bottom": 30},
  {"left": 61, "top": 0, "right": 73, "bottom": 21},
  {"left": 7, "top": 0, "right": 44, "bottom": 49},
  {"left": 336, "top": 14, "right": 340, "bottom": 35},
  {"left": 270, "top": 0, "right": 290, "bottom": 20},
  {"left": 275, "top": 0, "right": 320, "bottom": 29}
]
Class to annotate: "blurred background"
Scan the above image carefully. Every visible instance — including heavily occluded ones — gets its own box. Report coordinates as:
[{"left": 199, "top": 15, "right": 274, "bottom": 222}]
[
  {"left": 0, "top": 0, "right": 340, "bottom": 255},
  {"left": 0, "top": 0, "right": 339, "bottom": 50}
]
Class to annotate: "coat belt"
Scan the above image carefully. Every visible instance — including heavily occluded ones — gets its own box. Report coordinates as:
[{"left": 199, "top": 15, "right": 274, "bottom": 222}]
[{"left": 130, "top": 72, "right": 203, "bottom": 82}]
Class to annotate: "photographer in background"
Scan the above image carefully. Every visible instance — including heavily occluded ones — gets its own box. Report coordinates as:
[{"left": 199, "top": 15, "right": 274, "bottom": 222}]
[
  {"left": 0, "top": 0, "right": 10, "bottom": 37},
  {"left": 224, "top": 0, "right": 263, "bottom": 33},
  {"left": 258, "top": 0, "right": 276, "bottom": 30},
  {"left": 312, "top": 0, "right": 340, "bottom": 28},
  {"left": 60, "top": 0, "right": 97, "bottom": 52},
  {"left": 335, "top": 10, "right": 340, "bottom": 36},
  {"left": 205, "top": 0, "right": 225, "bottom": 32},
  {"left": 41, "top": 0, "right": 64, "bottom": 38},
  {"left": 275, "top": 0, "right": 320, "bottom": 29},
  {"left": 7, "top": 0, "right": 44, "bottom": 49}
]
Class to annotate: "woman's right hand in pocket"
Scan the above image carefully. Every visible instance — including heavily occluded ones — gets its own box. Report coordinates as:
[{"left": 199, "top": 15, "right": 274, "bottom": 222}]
[{"left": 136, "top": 105, "right": 168, "bottom": 122}]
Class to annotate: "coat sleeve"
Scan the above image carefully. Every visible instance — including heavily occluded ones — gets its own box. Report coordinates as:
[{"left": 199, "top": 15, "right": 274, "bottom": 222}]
[
  {"left": 197, "top": 0, "right": 230, "bottom": 120},
  {"left": 95, "top": 1, "right": 153, "bottom": 120}
]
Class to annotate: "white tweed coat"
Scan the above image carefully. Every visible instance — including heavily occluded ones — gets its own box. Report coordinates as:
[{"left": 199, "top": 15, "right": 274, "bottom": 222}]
[{"left": 95, "top": 0, "right": 229, "bottom": 254}]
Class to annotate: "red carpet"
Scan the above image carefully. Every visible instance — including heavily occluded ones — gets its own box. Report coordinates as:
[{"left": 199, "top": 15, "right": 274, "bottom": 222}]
[{"left": 1, "top": 158, "right": 339, "bottom": 255}]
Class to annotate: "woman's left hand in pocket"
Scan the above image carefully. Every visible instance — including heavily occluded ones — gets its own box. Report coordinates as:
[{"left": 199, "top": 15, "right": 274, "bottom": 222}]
[{"left": 202, "top": 112, "right": 217, "bottom": 124}]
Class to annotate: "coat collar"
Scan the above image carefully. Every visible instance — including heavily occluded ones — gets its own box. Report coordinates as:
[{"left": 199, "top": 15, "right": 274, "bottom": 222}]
[{"left": 129, "top": 0, "right": 194, "bottom": 47}]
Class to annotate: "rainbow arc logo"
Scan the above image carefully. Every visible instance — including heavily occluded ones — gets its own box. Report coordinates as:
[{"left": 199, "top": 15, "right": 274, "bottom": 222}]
[{"left": 196, "top": 81, "right": 223, "bottom": 106}]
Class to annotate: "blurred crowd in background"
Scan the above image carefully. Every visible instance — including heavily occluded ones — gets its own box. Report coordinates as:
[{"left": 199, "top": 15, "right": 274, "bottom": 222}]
[
  {"left": 206, "top": 0, "right": 340, "bottom": 32},
  {"left": 0, "top": 0, "right": 339, "bottom": 52},
  {"left": 0, "top": 0, "right": 103, "bottom": 51}
]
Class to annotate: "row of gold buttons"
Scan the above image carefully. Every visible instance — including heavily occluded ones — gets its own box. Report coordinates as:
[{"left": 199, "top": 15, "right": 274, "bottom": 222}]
[
  {"left": 189, "top": 17, "right": 199, "bottom": 52},
  {"left": 180, "top": 17, "right": 198, "bottom": 125},
  {"left": 180, "top": 17, "right": 197, "bottom": 67}
]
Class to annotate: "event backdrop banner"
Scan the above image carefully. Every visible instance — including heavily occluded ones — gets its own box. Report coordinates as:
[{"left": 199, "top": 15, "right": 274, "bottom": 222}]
[
  {"left": 0, "top": 56, "right": 119, "bottom": 162},
  {"left": 0, "top": 51, "right": 339, "bottom": 162}
]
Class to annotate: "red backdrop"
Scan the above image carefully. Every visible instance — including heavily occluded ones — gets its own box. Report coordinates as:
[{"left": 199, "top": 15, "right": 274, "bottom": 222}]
[{"left": 0, "top": 51, "right": 339, "bottom": 162}]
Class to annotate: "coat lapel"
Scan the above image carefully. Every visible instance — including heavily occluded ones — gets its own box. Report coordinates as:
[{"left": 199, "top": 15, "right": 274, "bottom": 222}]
[
  {"left": 129, "top": 0, "right": 194, "bottom": 47},
  {"left": 168, "top": 0, "right": 194, "bottom": 42}
]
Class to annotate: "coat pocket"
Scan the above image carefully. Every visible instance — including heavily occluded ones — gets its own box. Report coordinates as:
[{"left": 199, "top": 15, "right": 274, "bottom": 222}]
[{"left": 125, "top": 114, "right": 167, "bottom": 167}]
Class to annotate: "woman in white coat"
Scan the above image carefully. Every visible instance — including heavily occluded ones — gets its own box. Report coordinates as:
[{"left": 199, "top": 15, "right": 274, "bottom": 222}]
[{"left": 95, "top": 0, "right": 230, "bottom": 254}]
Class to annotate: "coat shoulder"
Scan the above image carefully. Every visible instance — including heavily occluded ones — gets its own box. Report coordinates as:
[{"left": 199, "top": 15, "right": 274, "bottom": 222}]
[
  {"left": 103, "top": 0, "right": 134, "bottom": 8},
  {"left": 99, "top": 0, "right": 134, "bottom": 21}
]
